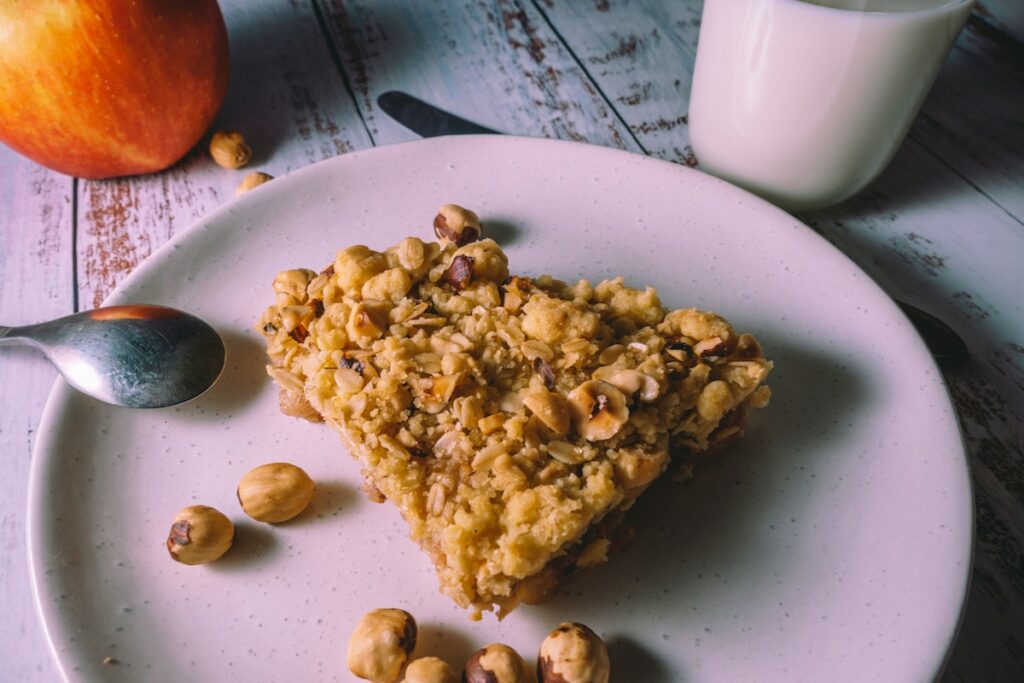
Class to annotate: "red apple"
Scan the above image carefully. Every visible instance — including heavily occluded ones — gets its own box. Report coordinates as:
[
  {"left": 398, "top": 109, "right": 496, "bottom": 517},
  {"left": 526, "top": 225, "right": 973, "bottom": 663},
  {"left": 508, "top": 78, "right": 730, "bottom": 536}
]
[{"left": 0, "top": 0, "right": 229, "bottom": 179}]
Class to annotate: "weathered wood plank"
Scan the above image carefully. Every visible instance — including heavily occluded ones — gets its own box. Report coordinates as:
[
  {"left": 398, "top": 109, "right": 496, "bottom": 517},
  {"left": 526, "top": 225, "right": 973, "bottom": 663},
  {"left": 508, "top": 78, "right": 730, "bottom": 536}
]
[
  {"left": 0, "top": 146, "right": 72, "bottom": 683},
  {"left": 534, "top": 0, "right": 702, "bottom": 165},
  {"left": 314, "top": 0, "right": 641, "bottom": 148},
  {"left": 911, "top": 15, "right": 1024, "bottom": 221},
  {"left": 75, "top": 0, "right": 374, "bottom": 309}
]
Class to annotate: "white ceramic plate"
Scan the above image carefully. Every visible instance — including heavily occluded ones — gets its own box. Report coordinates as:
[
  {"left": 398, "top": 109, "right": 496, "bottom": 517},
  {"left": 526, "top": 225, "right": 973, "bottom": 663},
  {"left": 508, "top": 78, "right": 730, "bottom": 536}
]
[{"left": 29, "top": 136, "right": 971, "bottom": 682}]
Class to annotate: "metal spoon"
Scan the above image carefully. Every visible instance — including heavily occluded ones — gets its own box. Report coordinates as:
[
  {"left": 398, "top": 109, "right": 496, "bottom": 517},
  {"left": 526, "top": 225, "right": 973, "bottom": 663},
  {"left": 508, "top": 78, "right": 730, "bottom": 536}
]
[{"left": 0, "top": 305, "right": 225, "bottom": 408}]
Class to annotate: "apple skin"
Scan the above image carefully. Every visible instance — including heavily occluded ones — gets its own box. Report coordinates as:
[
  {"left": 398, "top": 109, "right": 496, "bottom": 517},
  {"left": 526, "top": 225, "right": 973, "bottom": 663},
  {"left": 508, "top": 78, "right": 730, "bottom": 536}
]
[{"left": 0, "top": 0, "right": 229, "bottom": 179}]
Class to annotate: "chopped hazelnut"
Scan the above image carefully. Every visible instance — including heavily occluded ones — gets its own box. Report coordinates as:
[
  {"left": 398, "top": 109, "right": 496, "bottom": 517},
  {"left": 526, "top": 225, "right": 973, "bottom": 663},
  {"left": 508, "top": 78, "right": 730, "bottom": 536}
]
[
  {"left": 273, "top": 268, "right": 316, "bottom": 303},
  {"left": 665, "top": 341, "right": 696, "bottom": 364},
  {"left": 277, "top": 387, "right": 323, "bottom": 423},
  {"left": 591, "top": 367, "right": 660, "bottom": 403},
  {"left": 442, "top": 254, "right": 475, "bottom": 290},
  {"left": 613, "top": 444, "right": 669, "bottom": 490},
  {"left": 694, "top": 336, "right": 728, "bottom": 357},
  {"left": 522, "top": 388, "right": 570, "bottom": 435},
  {"left": 566, "top": 380, "right": 629, "bottom": 441},
  {"left": 347, "top": 302, "right": 386, "bottom": 346},
  {"left": 533, "top": 357, "right": 556, "bottom": 390},
  {"left": 732, "top": 333, "right": 763, "bottom": 359}
]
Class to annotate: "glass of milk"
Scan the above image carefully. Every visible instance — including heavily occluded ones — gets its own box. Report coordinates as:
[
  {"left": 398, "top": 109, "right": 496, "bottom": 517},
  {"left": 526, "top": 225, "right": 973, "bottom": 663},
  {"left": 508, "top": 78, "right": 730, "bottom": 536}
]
[{"left": 688, "top": 0, "right": 976, "bottom": 211}]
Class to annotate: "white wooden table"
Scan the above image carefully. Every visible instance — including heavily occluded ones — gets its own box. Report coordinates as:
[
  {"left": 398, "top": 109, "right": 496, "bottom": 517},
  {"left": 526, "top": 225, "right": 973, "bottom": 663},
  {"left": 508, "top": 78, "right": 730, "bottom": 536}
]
[{"left": 2, "top": 1, "right": 1022, "bottom": 680}]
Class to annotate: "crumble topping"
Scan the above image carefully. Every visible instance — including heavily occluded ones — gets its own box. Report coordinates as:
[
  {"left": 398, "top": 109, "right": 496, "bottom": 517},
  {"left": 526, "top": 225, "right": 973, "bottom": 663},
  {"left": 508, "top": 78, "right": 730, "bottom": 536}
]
[{"left": 258, "top": 207, "right": 771, "bottom": 617}]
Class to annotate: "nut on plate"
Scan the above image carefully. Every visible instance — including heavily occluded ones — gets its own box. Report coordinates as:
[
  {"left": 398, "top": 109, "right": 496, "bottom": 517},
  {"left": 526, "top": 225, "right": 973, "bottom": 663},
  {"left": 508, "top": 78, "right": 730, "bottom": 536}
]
[
  {"left": 348, "top": 608, "right": 418, "bottom": 682},
  {"left": 166, "top": 505, "right": 234, "bottom": 565},
  {"left": 236, "top": 171, "right": 273, "bottom": 195},
  {"left": 537, "top": 622, "right": 610, "bottom": 683},
  {"left": 433, "top": 204, "right": 482, "bottom": 246},
  {"left": 209, "top": 130, "right": 252, "bottom": 169},
  {"left": 401, "top": 656, "right": 457, "bottom": 683},
  {"left": 463, "top": 643, "right": 535, "bottom": 683},
  {"left": 237, "top": 462, "right": 316, "bottom": 523}
]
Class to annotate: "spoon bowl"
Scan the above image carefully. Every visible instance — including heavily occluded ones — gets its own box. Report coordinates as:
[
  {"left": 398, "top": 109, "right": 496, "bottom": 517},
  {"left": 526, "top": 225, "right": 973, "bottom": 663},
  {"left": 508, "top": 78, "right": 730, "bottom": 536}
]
[{"left": 0, "top": 305, "right": 225, "bottom": 408}]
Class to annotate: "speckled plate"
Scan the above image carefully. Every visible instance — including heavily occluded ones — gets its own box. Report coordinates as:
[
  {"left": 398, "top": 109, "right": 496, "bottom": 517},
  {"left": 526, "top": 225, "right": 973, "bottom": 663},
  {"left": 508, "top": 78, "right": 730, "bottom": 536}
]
[{"left": 28, "top": 136, "right": 972, "bottom": 682}]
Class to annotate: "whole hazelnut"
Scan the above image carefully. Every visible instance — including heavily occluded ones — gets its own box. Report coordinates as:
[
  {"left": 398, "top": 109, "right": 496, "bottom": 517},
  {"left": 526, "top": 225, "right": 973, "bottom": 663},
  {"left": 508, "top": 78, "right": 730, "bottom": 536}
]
[
  {"left": 236, "top": 171, "right": 273, "bottom": 195},
  {"left": 237, "top": 462, "right": 316, "bottom": 523},
  {"left": 433, "top": 204, "right": 481, "bottom": 246},
  {"left": 402, "top": 656, "right": 457, "bottom": 683},
  {"left": 347, "top": 608, "right": 417, "bottom": 682},
  {"left": 537, "top": 622, "right": 609, "bottom": 683},
  {"left": 166, "top": 505, "right": 234, "bottom": 565},
  {"left": 463, "top": 643, "right": 535, "bottom": 683},
  {"left": 209, "top": 130, "right": 252, "bottom": 169}
]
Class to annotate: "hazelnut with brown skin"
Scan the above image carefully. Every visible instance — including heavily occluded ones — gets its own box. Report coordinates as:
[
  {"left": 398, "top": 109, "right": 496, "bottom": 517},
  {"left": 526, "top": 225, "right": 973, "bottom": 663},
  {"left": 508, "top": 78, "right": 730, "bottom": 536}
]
[
  {"left": 209, "top": 130, "right": 252, "bottom": 169},
  {"left": 166, "top": 505, "right": 234, "bottom": 565},
  {"left": 463, "top": 643, "right": 535, "bottom": 683},
  {"left": 347, "top": 608, "right": 418, "bottom": 682},
  {"left": 537, "top": 623, "right": 609, "bottom": 683},
  {"left": 433, "top": 204, "right": 482, "bottom": 246},
  {"left": 402, "top": 656, "right": 458, "bottom": 683},
  {"left": 237, "top": 462, "right": 316, "bottom": 524}
]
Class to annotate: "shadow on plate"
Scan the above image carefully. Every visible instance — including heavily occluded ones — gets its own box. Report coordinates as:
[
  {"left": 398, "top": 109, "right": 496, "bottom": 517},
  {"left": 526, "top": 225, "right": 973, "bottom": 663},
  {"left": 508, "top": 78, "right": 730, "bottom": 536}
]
[
  {"left": 606, "top": 635, "right": 677, "bottom": 682},
  {"left": 280, "top": 479, "right": 357, "bottom": 528},
  {"left": 481, "top": 217, "right": 522, "bottom": 247},
  {"left": 527, "top": 336, "right": 873, "bottom": 663},
  {"left": 208, "top": 520, "right": 281, "bottom": 572},
  {"left": 415, "top": 621, "right": 478, "bottom": 673},
  {"left": 178, "top": 328, "right": 268, "bottom": 420}
]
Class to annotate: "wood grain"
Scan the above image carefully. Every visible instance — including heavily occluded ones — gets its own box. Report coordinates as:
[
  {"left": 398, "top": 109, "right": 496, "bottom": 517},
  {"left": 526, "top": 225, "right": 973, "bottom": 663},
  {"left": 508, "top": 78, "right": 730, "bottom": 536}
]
[
  {"left": 910, "top": 15, "right": 1024, "bottom": 222},
  {"left": 534, "top": 0, "right": 702, "bottom": 165},
  {"left": 314, "top": 0, "right": 641, "bottom": 149},
  {"left": 0, "top": 146, "right": 72, "bottom": 683},
  {"left": 75, "top": 0, "right": 374, "bottom": 309}
]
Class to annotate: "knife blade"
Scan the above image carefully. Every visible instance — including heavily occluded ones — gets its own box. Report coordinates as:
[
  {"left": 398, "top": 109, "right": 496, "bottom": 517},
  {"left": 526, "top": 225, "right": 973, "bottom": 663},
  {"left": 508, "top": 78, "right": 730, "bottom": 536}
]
[
  {"left": 377, "top": 91, "right": 498, "bottom": 137},
  {"left": 376, "top": 91, "right": 968, "bottom": 369}
]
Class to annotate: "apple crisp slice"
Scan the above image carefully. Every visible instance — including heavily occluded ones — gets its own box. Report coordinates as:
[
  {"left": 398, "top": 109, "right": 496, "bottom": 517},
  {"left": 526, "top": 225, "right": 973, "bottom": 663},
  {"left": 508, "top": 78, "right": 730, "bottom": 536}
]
[{"left": 257, "top": 206, "right": 771, "bottom": 618}]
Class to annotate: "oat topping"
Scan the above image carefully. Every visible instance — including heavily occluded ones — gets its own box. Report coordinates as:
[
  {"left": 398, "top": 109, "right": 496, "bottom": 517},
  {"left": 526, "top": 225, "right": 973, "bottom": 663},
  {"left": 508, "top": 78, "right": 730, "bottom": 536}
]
[{"left": 257, "top": 205, "right": 772, "bottom": 618}]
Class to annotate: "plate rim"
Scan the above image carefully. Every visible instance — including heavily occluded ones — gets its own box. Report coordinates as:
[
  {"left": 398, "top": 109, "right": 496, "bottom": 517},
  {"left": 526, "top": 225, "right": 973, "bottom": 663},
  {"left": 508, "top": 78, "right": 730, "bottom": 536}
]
[{"left": 26, "top": 134, "right": 974, "bottom": 682}]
